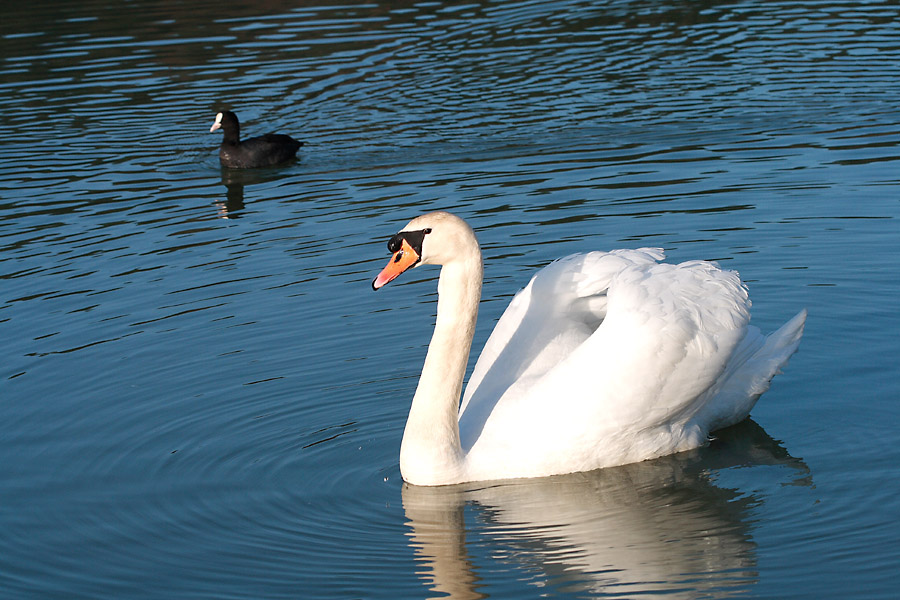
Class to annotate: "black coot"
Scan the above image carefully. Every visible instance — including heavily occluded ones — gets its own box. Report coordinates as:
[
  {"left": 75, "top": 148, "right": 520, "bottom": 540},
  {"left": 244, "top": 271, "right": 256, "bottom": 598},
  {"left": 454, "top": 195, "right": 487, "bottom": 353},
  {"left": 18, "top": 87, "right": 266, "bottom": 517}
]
[{"left": 210, "top": 110, "right": 303, "bottom": 169}]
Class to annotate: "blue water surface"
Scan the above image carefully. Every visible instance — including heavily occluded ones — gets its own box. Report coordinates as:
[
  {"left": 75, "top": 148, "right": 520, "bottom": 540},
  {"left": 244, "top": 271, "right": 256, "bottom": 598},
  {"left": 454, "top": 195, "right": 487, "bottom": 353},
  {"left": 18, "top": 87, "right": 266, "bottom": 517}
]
[{"left": 1, "top": 1, "right": 899, "bottom": 598}]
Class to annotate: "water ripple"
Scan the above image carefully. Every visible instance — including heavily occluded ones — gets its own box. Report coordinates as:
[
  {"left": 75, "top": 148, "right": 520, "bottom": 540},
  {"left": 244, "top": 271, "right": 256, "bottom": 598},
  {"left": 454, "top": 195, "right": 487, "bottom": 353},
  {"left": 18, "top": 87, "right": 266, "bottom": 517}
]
[{"left": 2, "top": 0, "right": 899, "bottom": 597}]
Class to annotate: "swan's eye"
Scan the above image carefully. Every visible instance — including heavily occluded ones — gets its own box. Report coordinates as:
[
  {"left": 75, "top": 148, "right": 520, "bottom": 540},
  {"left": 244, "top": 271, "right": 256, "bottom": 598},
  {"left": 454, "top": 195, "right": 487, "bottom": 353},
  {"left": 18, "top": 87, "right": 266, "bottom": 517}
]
[{"left": 393, "top": 250, "right": 404, "bottom": 263}]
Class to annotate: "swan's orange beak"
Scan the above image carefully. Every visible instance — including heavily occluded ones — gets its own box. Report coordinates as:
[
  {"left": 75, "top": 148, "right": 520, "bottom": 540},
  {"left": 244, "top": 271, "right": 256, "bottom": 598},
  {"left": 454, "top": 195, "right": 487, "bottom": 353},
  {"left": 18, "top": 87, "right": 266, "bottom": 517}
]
[{"left": 373, "top": 239, "right": 420, "bottom": 290}]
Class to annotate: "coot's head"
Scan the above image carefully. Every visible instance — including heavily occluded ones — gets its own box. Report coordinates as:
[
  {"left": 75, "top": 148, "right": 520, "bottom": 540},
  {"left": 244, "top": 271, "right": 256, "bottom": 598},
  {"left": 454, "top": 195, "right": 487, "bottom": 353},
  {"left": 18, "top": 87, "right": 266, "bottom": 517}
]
[{"left": 210, "top": 111, "right": 239, "bottom": 134}]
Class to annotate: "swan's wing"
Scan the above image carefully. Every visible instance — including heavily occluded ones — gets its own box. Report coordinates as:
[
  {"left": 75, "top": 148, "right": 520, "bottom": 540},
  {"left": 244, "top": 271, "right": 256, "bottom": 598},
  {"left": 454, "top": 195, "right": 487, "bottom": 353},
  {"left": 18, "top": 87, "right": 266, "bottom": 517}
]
[
  {"left": 562, "top": 259, "right": 753, "bottom": 432},
  {"left": 574, "top": 266, "right": 804, "bottom": 435},
  {"left": 462, "top": 253, "right": 757, "bottom": 468},
  {"left": 459, "top": 249, "right": 665, "bottom": 445}
]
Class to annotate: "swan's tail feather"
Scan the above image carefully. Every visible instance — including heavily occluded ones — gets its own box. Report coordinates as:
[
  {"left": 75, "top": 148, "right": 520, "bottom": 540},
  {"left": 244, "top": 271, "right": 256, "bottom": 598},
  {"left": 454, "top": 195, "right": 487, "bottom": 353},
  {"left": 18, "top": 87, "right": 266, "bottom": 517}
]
[
  {"left": 759, "top": 308, "right": 807, "bottom": 376},
  {"left": 744, "top": 307, "right": 807, "bottom": 400},
  {"left": 700, "top": 309, "right": 807, "bottom": 431}
]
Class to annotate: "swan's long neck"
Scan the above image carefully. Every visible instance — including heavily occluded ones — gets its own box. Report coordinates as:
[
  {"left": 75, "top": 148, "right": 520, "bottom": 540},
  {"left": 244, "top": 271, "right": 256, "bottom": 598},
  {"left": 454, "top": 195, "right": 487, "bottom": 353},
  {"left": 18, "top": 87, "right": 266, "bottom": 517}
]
[{"left": 400, "top": 256, "right": 482, "bottom": 486}]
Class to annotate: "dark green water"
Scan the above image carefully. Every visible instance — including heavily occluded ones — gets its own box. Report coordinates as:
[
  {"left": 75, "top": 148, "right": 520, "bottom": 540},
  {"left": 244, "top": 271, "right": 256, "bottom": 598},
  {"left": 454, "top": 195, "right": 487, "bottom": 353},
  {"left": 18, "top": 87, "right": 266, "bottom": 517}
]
[{"left": 2, "top": 1, "right": 899, "bottom": 598}]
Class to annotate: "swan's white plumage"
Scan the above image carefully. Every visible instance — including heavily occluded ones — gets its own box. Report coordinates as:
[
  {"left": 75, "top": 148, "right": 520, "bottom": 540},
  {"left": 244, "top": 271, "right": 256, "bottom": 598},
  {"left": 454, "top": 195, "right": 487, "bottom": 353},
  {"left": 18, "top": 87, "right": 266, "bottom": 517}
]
[{"left": 376, "top": 212, "right": 806, "bottom": 486}]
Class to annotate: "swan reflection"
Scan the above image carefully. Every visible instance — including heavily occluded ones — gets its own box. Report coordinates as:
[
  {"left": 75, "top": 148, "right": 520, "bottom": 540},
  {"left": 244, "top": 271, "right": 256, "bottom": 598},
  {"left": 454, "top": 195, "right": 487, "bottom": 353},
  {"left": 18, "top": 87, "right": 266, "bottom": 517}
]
[{"left": 402, "top": 420, "right": 809, "bottom": 599}]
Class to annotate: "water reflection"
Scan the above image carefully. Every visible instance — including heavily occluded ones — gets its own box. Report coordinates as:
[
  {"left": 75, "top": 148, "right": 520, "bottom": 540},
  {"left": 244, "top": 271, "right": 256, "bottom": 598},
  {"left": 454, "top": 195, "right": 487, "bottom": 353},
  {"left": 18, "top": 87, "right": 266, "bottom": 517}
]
[
  {"left": 402, "top": 420, "right": 809, "bottom": 598},
  {"left": 216, "top": 167, "right": 286, "bottom": 218}
]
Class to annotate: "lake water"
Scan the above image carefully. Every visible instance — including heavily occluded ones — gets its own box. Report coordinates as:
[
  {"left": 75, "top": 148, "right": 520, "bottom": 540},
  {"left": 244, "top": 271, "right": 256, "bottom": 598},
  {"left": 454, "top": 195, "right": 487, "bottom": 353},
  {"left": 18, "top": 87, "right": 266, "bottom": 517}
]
[{"left": 2, "top": 0, "right": 899, "bottom": 598}]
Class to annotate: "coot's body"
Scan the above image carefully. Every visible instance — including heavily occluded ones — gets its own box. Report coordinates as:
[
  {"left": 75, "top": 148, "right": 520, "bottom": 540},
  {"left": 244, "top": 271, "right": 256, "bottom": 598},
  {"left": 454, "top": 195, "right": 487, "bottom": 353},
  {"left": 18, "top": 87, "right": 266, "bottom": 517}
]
[{"left": 210, "top": 111, "right": 303, "bottom": 169}]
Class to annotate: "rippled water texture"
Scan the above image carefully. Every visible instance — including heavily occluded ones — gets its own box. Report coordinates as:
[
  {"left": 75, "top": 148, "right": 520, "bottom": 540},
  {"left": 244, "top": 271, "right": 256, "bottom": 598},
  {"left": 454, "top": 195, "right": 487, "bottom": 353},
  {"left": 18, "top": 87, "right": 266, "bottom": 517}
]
[{"left": 2, "top": 1, "right": 899, "bottom": 598}]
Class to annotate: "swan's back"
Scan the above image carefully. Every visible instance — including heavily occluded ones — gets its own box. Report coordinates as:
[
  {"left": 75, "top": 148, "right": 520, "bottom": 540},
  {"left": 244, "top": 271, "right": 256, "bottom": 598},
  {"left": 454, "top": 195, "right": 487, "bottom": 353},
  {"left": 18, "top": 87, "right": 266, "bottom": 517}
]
[{"left": 459, "top": 249, "right": 805, "bottom": 481}]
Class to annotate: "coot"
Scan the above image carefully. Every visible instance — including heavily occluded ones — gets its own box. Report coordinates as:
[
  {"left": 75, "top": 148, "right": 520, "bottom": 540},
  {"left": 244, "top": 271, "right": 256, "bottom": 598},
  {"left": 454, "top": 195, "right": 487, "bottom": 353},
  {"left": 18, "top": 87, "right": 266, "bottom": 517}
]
[{"left": 210, "top": 111, "right": 303, "bottom": 169}]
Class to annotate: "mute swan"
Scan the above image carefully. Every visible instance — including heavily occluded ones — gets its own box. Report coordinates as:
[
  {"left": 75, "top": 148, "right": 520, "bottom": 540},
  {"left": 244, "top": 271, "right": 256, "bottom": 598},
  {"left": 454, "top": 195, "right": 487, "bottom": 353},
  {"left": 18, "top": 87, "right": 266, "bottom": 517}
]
[{"left": 372, "top": 211, "right": 806, "bottom": 486}]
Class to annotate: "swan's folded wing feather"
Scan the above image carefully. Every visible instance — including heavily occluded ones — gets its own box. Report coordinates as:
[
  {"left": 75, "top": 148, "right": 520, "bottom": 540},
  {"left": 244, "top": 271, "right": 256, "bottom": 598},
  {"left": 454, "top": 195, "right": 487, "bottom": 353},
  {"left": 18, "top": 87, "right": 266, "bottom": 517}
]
[
  {"left": 463, "top": 254, "right": 754, "bottom": 470},
  {"left": 571, "top": 260, "right": 752, "bottom": 431},
  {"left": 459, "top": 249, "right": 666, "bottom": 443}
]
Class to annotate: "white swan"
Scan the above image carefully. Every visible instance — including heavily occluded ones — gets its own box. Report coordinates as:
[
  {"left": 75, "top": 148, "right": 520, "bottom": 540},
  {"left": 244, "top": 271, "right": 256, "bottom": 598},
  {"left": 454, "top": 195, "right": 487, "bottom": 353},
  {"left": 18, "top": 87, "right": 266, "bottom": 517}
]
[{"left": 373, "top": 212, "right": 806, "bottom": 486}]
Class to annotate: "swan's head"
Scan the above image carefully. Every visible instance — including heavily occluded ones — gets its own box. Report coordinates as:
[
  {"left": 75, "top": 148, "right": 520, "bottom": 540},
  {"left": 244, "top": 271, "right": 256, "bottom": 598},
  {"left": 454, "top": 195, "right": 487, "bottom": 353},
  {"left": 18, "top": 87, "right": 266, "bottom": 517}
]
[{"left": 372, "top": 211, "right": 480, "bottom": 290}]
